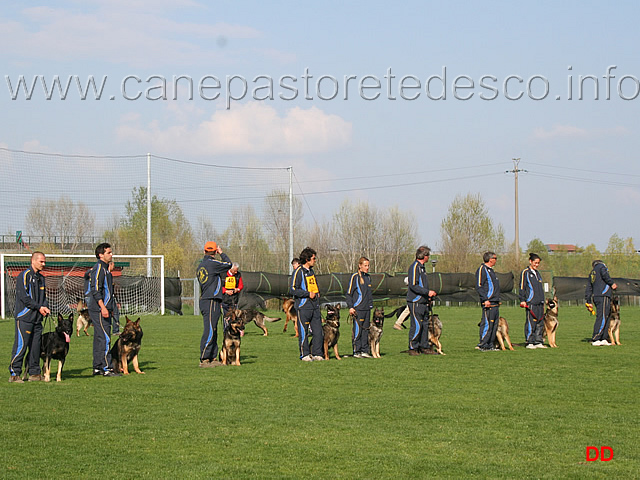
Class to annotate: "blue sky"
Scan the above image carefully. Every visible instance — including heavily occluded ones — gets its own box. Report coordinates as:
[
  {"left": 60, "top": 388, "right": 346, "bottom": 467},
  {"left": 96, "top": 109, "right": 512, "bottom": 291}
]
[{"left": 1, "top": 1, "right": 639, "bottom": 252}]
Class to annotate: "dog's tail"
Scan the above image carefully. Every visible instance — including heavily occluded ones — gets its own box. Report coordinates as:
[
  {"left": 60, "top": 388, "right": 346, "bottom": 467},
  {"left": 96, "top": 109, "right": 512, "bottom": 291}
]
[
  {"left": 384, "top": 306, "right": 406, "bottom": 318},
  {"left": 263, "top": 315, "right": 281, "bottom": 323}
]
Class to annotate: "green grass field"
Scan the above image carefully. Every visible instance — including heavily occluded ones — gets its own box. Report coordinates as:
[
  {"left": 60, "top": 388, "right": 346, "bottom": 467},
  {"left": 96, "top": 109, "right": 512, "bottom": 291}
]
[{"left": 1, "top": 305, "right": 638, "bottom": 479}]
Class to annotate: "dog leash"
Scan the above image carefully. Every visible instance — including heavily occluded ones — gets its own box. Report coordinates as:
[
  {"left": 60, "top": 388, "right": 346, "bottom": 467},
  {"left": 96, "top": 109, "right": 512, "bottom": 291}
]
[{"left": 522, "top": 304, "right": 539, "bottom": 321}]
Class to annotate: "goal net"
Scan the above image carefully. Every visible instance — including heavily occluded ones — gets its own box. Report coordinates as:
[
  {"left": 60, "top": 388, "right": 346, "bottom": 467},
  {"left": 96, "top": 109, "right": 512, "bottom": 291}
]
[{"left": 1, "top": 254, "right": 164, "bottom": 319}]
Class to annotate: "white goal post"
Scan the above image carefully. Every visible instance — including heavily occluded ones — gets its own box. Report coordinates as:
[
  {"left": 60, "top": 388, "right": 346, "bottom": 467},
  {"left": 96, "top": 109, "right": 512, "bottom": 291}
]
[{"left": 1, "top": 254, "right": 164, "bottom": 319}]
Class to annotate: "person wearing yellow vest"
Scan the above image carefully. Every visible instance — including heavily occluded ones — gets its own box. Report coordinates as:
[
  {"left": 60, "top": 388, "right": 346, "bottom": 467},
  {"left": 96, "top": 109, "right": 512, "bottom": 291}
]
[
  {"left": 290, "top": 247, "right": 324, "bottom": 361},
  {"left": 222, "top": 262, "right": 244, "bottom": 327}
]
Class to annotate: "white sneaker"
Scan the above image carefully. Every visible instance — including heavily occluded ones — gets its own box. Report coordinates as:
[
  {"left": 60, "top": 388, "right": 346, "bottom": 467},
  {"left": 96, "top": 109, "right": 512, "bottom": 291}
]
[
  {"left": 301, "top": 355, "right": 313, "bottom": 362},
  {"left": 600, "top": 340, "right": 612, "bottom": 346},
  {"left": 535, "top": 344, "right": 548, "bottom": 349},
  {"left": 526, "top": 344, "right": 537, "bottom": 349},
  {"left": 592, "top": 340, "right": 603, "bottom": 346},
  {"left": 353, "top": 353, "right": 362, "bottom": 358},
  {"left": 312, "top": 355, "right": 325, "bottom": 361},
  {"left": 360, "top": 352, "right": 373, "bottom": 358}
]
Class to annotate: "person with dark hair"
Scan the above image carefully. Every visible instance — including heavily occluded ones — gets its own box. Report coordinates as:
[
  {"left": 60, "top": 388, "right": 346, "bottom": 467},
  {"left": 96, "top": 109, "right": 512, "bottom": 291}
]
[
  {"left": 197, "top": 241, "right": 233, "bottom": 367},
  {"left": 290, "top": 247, "right": 324, "bottom": 361},
  {"left": 291, "top": 258, "right": 300, "bottom": 272},
  {"left": 519, "top": 253, "right": 545, "bottom": 349},
  {"left": 406, "top": 246, "right": 438, "bottom": 356},
  {"left": 222, "top": 262, "right": 244, "bottom": 328},
  {"left": 9, "top": 251, "right": 50, "bottom": 383},
  {"left": 346, "top": 257, "right": 373, "bottom": 358},
  {"left": 475, "top": 251, "right": 500, "bottom": 351},
  {"left": 89, "top": 243, "right": 120, "bottom": 376},
  {"left": 585, "top": 260, "right": 617, "bottom": 346}
]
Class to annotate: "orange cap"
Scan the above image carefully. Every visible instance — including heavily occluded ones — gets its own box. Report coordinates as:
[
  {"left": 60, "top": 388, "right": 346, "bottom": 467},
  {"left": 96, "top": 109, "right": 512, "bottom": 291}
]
[{"left": 204, "top": 241, "right": 218, "bottom": 253}]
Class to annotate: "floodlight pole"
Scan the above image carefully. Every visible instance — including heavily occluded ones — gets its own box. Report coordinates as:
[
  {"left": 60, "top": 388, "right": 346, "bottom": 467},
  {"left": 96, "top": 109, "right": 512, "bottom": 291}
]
[
  {"left": 507, "top": 158, "right": 526, "bottom": 265},
  {"left": 147, "top": 153, "right": 152, "bottom": 277},
  {"left": 288, "top": 166, "right": 294, "bottom": 274}
]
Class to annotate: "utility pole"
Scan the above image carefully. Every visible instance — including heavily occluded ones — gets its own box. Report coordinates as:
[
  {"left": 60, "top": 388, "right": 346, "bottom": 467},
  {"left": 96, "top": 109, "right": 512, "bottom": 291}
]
[{"left": 507, "top": 158, "right": 526, "bottom": 265}]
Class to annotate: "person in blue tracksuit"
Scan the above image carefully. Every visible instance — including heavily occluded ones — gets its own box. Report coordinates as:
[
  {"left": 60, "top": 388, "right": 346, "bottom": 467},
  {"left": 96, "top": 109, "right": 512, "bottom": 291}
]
[
  {"left": 585, "top": 260, "right": 617, "bottom": 346},
  {"left": 9, "top": 252, "right": 51, "bottom": 383},
  {"left": 519, "top": 253, "right": 545, "bottom": 349},
  {"left": 290, "top": 247, "right": 324, "bottom": 361},
  {"left": 89, "top": 243, "right": 120, "bottom": 376},
  {"left": 406, "top": 246, "right": 437, "bottom": 356},
  {"left": 346, "top": 257, "right": 373, "bottom": 358},
  {"left": 197, "top": 241, "right": 233, "bottom": 367},
  {"left": 475, "top": 251, "right": 500, "bottom": 351}
]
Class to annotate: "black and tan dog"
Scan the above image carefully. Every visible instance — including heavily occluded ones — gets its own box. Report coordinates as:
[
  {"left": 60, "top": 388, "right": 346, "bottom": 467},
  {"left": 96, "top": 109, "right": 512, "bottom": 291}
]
[
  {"left": 323, "top": 304, "right": 341, "bottom": 360},
  {"left": 282, "top": 298, "right": 299, "bottom": 337},
  {"left": 427, "top": 313, "right": 445, "bottom": 355},
  {"left": 496, "top": 317, "right": 514, "bottom": 351},
  {"left": 221, "top": 310, "right": 245, "bottom": 365},
  {"left": 236, "top": 309, "right": 280, "bottom": 336},
  {"left": 75, "top": 298, "right": 92, "bottom": 336},
  {"left": 369, "top": 307, "right": 385, "bottom": 358},
  {"left": 40, "top": 313, "right": 74, "bottom": 382},
  {"left": 543, "top": 294, "right": 559, "bottom": 348},
  {"left": 608, "top": 296, "right": 621, "bottom": 345},
  {"left": 110, "top": 317, "right": 144, "bottom": 375}
]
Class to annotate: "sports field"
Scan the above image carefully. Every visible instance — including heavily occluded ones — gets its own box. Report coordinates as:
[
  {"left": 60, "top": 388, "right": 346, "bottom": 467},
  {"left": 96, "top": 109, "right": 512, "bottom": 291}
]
[{"left": 1, "top": 305, "right": 638, "bottom": 479}]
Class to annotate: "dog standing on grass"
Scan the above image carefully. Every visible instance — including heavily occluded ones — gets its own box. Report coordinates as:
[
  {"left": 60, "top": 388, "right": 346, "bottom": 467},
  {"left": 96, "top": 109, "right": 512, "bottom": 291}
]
[
  {"left": 236, "top": 309, "right": 281, "bottom": 336},
  {"left": 40, "top": 313, "right": 74, "bottom": 382},
  {"left": 322, "top": 304, "right": 341, "bottom": 360},
  {"left": 76, "top": 298, "right": 92, "bottom": 336},
  {"left": 427, "top": 313, "right": 445, "bottom": 355},
  {"left": 608, "top": 296, "right": 621, "bottom": 345},
  {"left": 110, "top": 317, "right": 144, "bottom": 375},
  {"left": 282, "top": 298, "right": 299, "bottom": 337},
  {"left": 369, "top": 307, "right": 384, "bottom": 358}
]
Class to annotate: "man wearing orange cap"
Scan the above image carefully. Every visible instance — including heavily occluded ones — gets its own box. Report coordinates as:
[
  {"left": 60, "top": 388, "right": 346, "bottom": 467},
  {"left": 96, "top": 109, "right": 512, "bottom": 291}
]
[{"left": 196, "top": 241, "right": 233, "bottom": 367}]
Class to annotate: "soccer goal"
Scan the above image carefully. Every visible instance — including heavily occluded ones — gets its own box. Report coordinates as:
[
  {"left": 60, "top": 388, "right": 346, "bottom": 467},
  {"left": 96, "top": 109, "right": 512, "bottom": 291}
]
[{"left": 1, "top": 254, "right": 164, "bottom": 319}]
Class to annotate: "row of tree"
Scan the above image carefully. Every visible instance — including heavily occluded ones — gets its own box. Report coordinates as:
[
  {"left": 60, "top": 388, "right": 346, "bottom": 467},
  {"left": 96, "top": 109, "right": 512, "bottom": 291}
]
[{"left": 16, "top": 189, "right": 639, "bottom": 280}]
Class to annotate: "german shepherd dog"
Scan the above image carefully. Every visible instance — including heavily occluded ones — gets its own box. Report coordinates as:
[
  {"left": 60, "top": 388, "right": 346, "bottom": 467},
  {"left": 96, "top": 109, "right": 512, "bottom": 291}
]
[
  {"left": 40, "top": 313, "right": 73, "bottom": 382},
  {"left": 282, "top": 298, "right": 299, "bottom": 337},
  {"left": 427, "top": 313, "right": 445, "bottom": 355},
  {"left": 323, "top": 304, "right": 341, "bottom": 360},
  {"left": 221, "top": 310, "right": 245, "bottom": 365},
  {"left": 236, "top": 309, "right": 281, "bottom": 336},
  {"left": 110, "top": 317, "right": 144, "bottom": 375},
  {"left": 496, "top": 317, "right": 514, "bottom": 351},
  {"left": 369, "top": 307, "right": 385, "bottom": 358},
  {"left": 543, "top": 294, "right": 559, "bottom": 348},
  {"left": 608, "top": 296, "right": 621, "bottom": 345},
  {"left": 76, "top": 298, "right": 92, "bottom": 336}
]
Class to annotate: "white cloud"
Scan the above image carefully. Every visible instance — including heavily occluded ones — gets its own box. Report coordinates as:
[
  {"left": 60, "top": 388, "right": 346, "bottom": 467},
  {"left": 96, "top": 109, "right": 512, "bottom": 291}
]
[
  {"left": 116, "top": 103, "right": 352, "bottom": 156},
  {"left": 0, "top": 5, "right": 293, "bottom": 68},
  {"left": 533, "top": 125, "right": 588, "bottom": 139},
  {"left": 533, "top": 124, "right": 630, "bottom": 140}
]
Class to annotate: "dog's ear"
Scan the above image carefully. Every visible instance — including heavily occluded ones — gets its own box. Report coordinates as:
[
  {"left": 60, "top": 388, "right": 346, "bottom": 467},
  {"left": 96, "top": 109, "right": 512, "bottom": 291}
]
[
  {"left": 135, "top": 318, "right": 141, "bottom": 325},
  {"left": 335, "top": 303, "right": 340, "bottom": 310},
  {"left": 58, "top": 312, "right": 63, "bottom": 322},
  {"left": 125, "top": 316, "right": 133, "bottom": 324}
]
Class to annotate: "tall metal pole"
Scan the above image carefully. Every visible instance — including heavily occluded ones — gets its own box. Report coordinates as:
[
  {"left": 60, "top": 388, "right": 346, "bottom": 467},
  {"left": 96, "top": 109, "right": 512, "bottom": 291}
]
[
  {"left": 508, "top": 158, "right": 524, "bottom": 266},
  {"left": 288, "top": 166, "right": 294, "bottom": 274},
  {"left": 147, "top": 153, "right": 152, "bottom": 277}
]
